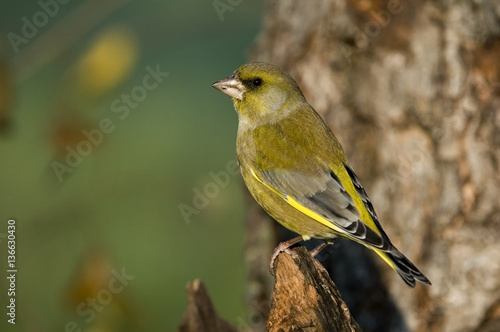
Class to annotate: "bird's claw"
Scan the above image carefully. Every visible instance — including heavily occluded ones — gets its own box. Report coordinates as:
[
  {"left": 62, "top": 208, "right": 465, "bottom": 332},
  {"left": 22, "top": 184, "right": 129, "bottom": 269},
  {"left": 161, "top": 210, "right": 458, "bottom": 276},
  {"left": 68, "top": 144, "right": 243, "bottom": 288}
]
[{"left": 270, "top": 246, "right": 298, "bottom": 275}]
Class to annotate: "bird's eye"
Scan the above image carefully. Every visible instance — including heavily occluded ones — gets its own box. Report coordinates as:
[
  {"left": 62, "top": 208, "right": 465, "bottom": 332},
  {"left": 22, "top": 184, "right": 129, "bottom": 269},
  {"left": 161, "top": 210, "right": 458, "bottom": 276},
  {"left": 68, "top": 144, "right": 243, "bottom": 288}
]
[{"left": 252, "top": 78, "right": 262, "bottom": 87}]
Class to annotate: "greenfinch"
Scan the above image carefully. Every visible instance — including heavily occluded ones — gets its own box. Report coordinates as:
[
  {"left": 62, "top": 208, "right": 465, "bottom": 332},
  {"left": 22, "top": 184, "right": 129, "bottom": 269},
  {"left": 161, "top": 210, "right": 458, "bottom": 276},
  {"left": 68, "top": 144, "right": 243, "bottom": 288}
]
[{"left": 212, "top": 62, "right": 430, "bottom": 287}]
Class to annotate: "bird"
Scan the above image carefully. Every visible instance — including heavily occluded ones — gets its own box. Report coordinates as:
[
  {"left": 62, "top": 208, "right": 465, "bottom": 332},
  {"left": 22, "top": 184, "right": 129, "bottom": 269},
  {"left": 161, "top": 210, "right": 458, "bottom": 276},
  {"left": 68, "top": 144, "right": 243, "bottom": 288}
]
[{"left": 212, "top": 62, "right": 431, "bottom": 287}]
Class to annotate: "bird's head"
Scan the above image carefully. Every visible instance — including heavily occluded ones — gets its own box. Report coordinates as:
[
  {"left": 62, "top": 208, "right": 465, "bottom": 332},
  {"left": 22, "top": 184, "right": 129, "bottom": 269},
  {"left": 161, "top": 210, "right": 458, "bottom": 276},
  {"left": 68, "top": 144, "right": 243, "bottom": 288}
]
[{"left": 212, "top": 62, "right": 306, "bottom": 124}]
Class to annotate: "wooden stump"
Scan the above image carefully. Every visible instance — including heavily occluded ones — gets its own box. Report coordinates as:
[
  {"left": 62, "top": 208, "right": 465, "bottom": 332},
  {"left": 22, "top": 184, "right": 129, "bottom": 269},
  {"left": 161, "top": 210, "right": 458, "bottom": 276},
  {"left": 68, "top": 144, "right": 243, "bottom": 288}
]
[
  {"left": 177, "top": 248, "right": 361, "bottom": 332},
  {"left": 267, "top": 247, "right": 361, "bottom": 332}
]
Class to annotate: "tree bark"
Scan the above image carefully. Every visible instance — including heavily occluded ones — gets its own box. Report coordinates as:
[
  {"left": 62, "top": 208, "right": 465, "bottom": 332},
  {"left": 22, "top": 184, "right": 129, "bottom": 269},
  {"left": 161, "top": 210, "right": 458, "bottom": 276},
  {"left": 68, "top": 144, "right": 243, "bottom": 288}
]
[
  {"left": 177, "top": 250, "right": 361, "bottom": 332},
  {"left": 246, "top": 1, "right": 500, "bottom": 332},
  {"left": 268, "top": 247, "right": 362, "bottom": 332}
]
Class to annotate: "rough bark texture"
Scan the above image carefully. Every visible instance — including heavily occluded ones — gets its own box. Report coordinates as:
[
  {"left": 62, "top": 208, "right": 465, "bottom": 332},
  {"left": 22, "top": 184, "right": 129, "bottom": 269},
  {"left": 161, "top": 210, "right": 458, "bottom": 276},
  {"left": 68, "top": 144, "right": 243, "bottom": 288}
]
[
  {"left": 246, "top": 1, "right": 500, "bottom": 332},
  {"left": 177, "top": 253, "right": 361, "bottom": 332},
  {"left": 268, "top": 247, "right": 362, "bottom": 332}
]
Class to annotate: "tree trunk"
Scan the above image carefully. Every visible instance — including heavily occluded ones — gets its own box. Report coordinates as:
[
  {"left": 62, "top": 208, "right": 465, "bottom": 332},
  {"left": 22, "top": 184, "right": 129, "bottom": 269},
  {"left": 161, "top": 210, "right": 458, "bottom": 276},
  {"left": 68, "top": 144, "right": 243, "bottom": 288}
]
[{"left": 246, "top": 1, "right": 500, "bottom": 331}]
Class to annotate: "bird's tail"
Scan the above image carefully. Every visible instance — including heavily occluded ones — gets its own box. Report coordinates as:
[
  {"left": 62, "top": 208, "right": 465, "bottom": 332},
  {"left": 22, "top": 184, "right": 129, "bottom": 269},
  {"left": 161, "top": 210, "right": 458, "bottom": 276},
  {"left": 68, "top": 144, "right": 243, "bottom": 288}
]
[{"left": 373, "top": 247, "right": 431, "bottom": 287}]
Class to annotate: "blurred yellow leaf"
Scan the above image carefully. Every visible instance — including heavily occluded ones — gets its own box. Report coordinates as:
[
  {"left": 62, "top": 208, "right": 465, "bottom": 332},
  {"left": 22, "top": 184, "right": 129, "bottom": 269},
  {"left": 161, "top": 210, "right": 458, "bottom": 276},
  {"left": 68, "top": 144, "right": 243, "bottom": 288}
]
[
  {"left": 75, "top": 26, "right": 139, "bottom": 99},
  {"left": 65, "top": 248, "right": 114, "bottom": 307}
]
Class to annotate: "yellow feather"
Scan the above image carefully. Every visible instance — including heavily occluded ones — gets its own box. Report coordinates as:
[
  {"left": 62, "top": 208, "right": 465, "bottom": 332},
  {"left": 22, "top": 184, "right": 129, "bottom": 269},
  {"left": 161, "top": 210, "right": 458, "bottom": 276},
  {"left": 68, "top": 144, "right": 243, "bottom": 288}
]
[
  {"left": 373, "top": 249, "right": 397, "bottom": 270},
  {"left": 330, "top": 164, "right": 382, "bottom": 236},
  {"left": 250, "top": 167, "right": 357, "bottom": 238}
]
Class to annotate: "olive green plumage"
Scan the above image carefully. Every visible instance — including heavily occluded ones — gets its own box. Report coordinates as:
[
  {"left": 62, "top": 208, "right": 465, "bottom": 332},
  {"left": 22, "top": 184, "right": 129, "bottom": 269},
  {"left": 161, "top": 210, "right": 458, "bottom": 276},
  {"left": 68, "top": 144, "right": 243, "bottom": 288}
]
[{"left": 212, "top": 62, "right": 431, "bottom": 287}]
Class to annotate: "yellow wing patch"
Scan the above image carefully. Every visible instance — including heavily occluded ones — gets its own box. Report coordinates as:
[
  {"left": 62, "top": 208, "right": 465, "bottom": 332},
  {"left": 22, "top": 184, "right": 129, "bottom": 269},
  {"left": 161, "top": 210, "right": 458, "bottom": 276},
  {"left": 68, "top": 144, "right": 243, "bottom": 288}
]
[
  {"left": 330, "top": 164, "right": 382, "bottom": 236},
  {"left": 249, "top": 169, "right": 350, "bottom": 236},
  {"left": 286, "top": 196, "right": 350, "bottom": 235}
]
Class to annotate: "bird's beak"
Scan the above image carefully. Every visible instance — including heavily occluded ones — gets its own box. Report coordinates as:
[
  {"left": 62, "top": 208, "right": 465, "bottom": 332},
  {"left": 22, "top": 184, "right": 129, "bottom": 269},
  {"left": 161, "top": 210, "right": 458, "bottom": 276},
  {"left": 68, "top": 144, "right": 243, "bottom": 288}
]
[{"left": 212, "top": 74, "right": 246, "bottom": 100}]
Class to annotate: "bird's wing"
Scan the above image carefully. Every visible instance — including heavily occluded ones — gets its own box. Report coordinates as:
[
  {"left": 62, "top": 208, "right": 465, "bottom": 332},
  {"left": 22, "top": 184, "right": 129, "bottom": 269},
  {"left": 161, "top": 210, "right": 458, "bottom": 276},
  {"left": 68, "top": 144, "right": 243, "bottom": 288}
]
[
  {"left": 343, "top": 164, "right": 392, "bottom": 243},
  {"left": 251, "top": 164, "right": 391, "bottom": 250}
]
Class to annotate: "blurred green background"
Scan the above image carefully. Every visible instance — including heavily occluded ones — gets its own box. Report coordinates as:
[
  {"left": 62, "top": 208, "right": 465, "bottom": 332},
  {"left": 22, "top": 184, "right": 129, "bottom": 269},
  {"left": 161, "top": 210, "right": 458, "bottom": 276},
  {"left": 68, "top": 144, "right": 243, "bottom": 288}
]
[{"left": 0, "top": 0, "right": 264, "bottom": 330}]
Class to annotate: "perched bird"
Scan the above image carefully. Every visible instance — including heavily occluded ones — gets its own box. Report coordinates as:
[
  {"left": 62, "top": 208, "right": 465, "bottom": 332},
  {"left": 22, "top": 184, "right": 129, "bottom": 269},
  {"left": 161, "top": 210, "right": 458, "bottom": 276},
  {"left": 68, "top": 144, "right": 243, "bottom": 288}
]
[{"left": 212, "top": 62, "right": 431, "bottom": 287}]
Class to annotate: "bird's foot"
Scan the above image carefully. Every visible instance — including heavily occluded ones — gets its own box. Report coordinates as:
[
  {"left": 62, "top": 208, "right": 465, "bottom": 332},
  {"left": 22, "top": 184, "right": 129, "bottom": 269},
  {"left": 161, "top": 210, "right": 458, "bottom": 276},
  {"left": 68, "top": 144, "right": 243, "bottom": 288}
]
[
  {"left": 269, "top": 235, "right": 304, "bottom": 273},
  {"left": 309, "top": 239, "right": 335, "bottom": 257}
]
